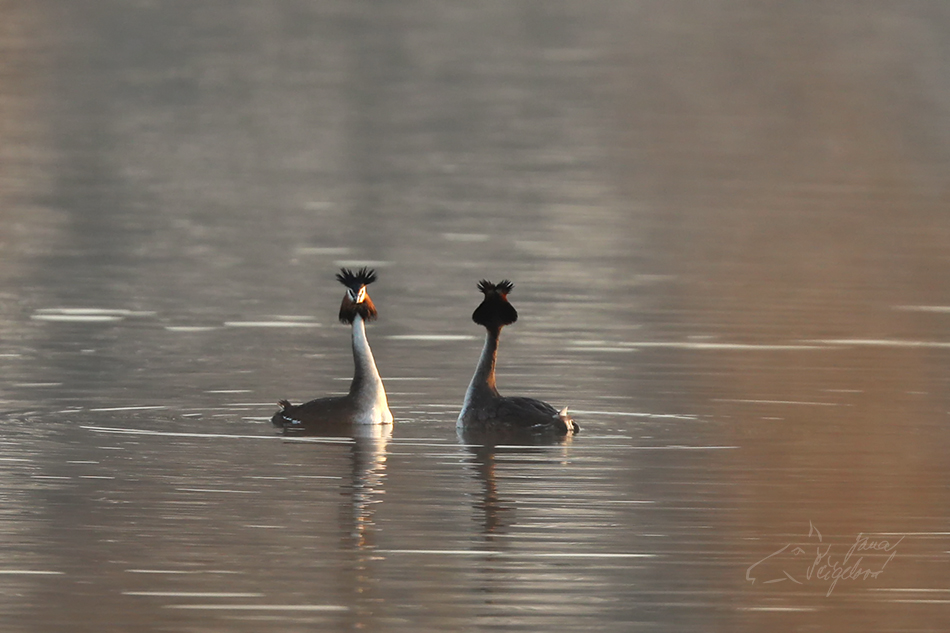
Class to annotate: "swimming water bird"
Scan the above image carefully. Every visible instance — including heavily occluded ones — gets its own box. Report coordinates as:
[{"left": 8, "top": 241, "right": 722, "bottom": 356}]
[
  {"left": 272, "top": 268, "right": 393, "bottom": 432},
  {"left": 457, "top": 279, "right": 578, "bottom": 440}
]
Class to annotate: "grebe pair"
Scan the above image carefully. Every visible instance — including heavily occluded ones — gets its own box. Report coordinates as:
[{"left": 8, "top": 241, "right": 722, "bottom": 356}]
[{"left": 271, "top": 269, "right": 578, "bottom": 438}]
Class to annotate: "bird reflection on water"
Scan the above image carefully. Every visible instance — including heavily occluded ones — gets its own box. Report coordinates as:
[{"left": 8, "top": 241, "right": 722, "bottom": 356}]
[
  {"left": 283, "top": 423, "right": 391, "bottom": 550},
  {"left": 461, "top": 438, "right": 578, "bottom": 615},
  {"left": 341, "top": 425, "right": 391, "bottom": 551},
  {"left": 462, "top": 436, "right": 575, "bottom": 541},
  {"left": 284, "top": 423, "right": 391, "bottom": 629}
]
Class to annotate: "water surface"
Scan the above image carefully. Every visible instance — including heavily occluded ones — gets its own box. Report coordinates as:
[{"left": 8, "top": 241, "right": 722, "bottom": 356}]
[{"left": 1, "top": 1, "right": 949, "bottom": 631}]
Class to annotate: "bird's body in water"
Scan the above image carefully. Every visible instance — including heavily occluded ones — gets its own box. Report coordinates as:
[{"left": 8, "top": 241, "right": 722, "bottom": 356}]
[
  {"left": 457, "top": 279, "right": 578, "bottom": 441},
  {"left": 272, "top": 268, "right": 393, "bottom": 433}
]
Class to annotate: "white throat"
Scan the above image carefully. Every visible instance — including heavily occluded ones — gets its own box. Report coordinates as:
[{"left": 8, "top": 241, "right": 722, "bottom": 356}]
[{"left": 350, "top": 315, "right": 393, "bottom": 425}]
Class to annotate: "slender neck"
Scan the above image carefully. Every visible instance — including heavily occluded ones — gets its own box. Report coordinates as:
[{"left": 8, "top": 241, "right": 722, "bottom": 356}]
[
  {"left": 466, "top": 326, "right": 501, "bottom": 399},
  {"left": 349, "top": 316, "right": 383, "bottom": 397}
]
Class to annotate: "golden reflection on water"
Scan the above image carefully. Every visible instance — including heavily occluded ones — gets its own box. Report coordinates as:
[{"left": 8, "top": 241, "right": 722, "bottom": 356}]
[{"left": 615, "top": 5, "right": 950, "bottom": 625}]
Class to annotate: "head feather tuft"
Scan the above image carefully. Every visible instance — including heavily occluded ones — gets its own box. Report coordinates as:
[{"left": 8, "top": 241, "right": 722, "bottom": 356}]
[
  {"left": 478, "top": 279, "right": 513, "bottom": 295},
  {"left": 336, "top": 267, "right": 377, "bottom": 291}
]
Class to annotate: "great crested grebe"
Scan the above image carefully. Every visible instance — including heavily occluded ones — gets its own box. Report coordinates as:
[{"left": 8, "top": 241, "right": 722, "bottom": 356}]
[
  {"left": 457, "top": 279, "right": 578, "bottom": 439},
  {"left": 272, "top": 267, "right": 393, "bottom": 432}
]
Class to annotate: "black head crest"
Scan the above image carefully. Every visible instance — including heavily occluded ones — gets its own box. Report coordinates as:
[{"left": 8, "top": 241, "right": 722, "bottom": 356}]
[
  {"left": 472, "top": 279, "right": 518, "bottom": 329},
  {"left": 336, "top": 267, "right": 378, "bottom": 324},
  {"left": 477, "top": 279, "right": 513, "bottom": 295},
  {"left": 336, "top": 267, "right": 377, "bottom": 291}
]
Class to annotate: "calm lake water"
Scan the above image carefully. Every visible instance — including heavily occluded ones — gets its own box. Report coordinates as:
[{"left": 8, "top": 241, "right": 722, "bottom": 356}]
[{"left": 2, "top": 1, "right": 950, "bottom": 631}]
